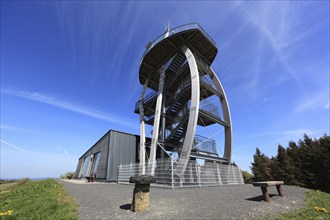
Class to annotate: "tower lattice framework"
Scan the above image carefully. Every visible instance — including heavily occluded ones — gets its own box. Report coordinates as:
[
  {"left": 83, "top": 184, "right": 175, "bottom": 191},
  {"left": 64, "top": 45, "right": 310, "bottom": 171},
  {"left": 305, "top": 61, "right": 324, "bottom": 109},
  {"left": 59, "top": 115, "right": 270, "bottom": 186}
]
[{"left": 135, "top": 23, "right": 232, "bottom": 176}]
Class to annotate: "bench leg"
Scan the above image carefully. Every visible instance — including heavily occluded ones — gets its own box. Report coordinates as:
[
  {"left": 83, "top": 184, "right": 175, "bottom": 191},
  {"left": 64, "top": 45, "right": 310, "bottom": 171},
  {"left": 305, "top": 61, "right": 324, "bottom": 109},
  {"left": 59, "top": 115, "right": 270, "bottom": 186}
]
[
  {"left": 276, "top": 185, "right": 284, "bottom": 197},
  {"left": 261, "top": 187, "right": 270, "bottom": 202}
]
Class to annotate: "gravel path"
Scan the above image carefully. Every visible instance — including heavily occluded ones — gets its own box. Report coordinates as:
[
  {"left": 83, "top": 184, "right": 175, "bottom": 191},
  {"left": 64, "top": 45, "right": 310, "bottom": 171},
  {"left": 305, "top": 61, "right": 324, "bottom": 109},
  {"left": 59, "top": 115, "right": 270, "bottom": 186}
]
[{"left": 60, "top": 180, "right": 309, "bottom": 220}]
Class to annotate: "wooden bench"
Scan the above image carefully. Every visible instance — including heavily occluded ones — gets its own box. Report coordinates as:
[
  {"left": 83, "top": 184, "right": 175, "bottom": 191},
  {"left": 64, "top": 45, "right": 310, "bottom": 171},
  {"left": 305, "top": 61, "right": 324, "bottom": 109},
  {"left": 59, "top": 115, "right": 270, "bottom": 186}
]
[
  {"left": 252, "top": 181, "right": 284, "bottom": 202},
  {"left": 85, "top": 174, "right": 96, "bottom": 182}
]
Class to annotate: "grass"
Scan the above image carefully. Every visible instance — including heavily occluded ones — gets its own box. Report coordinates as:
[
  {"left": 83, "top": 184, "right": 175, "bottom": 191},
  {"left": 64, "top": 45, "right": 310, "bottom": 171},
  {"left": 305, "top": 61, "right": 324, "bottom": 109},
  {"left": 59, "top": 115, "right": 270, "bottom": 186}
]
[
  {"left": 0, "top": 178, "right": 30, "bottom": 193},
  {"left": 0, "top": 178, "right": 78, "bottom": 219},
  {"left": 262, "top": 190, "right": 330, "bottom": 220}
]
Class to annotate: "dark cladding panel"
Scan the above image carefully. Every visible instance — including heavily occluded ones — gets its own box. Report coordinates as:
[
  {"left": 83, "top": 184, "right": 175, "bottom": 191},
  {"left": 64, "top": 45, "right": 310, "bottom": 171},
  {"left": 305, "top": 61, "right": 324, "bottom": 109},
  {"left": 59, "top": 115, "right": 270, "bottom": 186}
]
[
  {"left": 75, "top": 131, "right": 110, "bottom": 179},
  {"left": 106, "top": 130, "right": 137, "bottom": 181},
  {"left": 94, "top": 132, "right": 110, "bottom": 179}
]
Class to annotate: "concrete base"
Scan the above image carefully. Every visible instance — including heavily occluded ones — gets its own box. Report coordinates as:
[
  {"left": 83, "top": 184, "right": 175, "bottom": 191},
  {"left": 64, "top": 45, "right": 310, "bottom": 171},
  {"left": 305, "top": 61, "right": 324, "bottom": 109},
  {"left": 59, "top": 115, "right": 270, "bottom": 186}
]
[
  {"left": 131, "top": 191, "right": 150, "bottom": 212},
  {"left": 129, "top": 175, "right": 156, "bottom": 212}
]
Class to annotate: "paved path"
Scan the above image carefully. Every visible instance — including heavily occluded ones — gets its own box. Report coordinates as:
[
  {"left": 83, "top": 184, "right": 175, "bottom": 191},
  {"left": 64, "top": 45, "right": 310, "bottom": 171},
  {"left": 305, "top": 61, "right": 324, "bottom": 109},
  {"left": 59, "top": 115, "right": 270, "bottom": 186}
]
[{"left": 60, "top": 180, "right": 309, "bottom": 220}]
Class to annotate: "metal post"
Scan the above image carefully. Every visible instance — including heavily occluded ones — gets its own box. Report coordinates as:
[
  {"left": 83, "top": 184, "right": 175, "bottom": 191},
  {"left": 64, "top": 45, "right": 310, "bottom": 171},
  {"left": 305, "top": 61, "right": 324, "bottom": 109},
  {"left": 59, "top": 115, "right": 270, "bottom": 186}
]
[
  {"left": 239, "top": 168, "right": 244, "bottom": 184},
  {"left": 232, "top": 165, "right": 237, "bottom": 184},
  {"left": 171, "top": 158, "right": 174, "bottom": 189},
  {"left": 149, "top": 66, "right": 165, "bottom": 176},
  {"left": 198, "top": 165, "right": 201, "bottom": 187},
  {"left": 217, "top": 164, "right": 222, "bottom": 186},
  {"left": 160, "top": 78, "right": 166, "bottom": 159},
  {"left": 139, "top": 79, "right": 149, "bottom": 175}
]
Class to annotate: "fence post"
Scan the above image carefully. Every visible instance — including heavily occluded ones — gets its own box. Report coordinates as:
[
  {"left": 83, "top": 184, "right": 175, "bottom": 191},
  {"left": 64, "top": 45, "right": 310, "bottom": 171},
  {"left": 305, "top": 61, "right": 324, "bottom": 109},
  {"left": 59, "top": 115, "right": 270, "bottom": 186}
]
[
  {"left": 217, "top": 164, "right": 222, "bottom": 186},
  {"left": 171, "top": 158, "right": 174, "bottom": 189},
  {"left": 238, "top": 167, "right": 244, "bottom": 184},
  {"left": 198, "top": 165, "right": 201, "bottom": 187},
  {"left": 231, "top": 165, "right": 237, "bottom": 184},
  {"left": 118, "top": 164, "right": 122, "bottom": 183}
]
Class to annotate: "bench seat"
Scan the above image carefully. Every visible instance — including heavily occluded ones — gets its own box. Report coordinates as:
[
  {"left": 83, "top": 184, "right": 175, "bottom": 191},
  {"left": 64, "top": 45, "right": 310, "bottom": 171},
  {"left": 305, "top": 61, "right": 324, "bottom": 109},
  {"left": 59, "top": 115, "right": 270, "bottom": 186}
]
[
  {"left": 253, "top": 181, "right": 284, "bottom": 202},
  {"left": 253, "top": 181, "right": 284, "bottom": 187}
]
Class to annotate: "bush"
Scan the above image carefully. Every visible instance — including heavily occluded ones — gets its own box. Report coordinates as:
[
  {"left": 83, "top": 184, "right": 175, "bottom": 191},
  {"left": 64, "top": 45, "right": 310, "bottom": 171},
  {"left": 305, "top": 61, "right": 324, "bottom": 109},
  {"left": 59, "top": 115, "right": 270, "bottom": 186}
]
[
  {"left": 242, "top": 171, "right": 254, "bottom": 184},
  {"left": 60, "top": 172, "right": 74, "bottom": 179}
]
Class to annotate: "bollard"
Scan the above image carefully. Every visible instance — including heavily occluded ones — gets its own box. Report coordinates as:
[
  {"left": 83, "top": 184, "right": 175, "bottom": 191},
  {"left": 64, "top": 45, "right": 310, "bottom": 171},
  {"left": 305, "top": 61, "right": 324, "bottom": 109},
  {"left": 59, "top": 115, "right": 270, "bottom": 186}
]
[{"left": 129, "top": 175, "right": 156, "bottom": 212}]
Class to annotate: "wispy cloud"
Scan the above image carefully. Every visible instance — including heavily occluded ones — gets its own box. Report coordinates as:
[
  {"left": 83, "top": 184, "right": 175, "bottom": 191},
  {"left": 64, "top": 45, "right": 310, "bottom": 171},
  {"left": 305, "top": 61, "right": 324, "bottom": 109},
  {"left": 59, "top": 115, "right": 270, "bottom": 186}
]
[
  {"left": 1, "top": 145, "right": 79, "bottom": 179},
  {"left": 234, "top": 2, "right": 326, "bottom": 93},
  {"left": 56, "top": 145, "right": 72, "bottom": 157},
  {"left": 55, "top": 2, "right": 143, "bottom": 87},
  {"left": 0, "top": 124, "right": 35, "bottom": 133},
  {"left": 1, "top": 89, "right": 136, "bottom": 128},
  {"left": 0, "top": 139, "right": 28, "bottom": 153},
  {"left": 294, "top": 90, "right": 330, "bottom": 113},
  {"left": 248, "top": 128, "right": 324, "bottom": 148}
]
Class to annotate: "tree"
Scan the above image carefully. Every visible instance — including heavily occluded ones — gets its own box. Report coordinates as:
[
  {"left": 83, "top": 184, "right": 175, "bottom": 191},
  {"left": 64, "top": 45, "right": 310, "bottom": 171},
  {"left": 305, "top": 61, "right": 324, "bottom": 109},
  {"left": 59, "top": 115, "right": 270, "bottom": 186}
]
[
  {"left": 276, "top": 145, "right": 295, "bottom": 184},
  {"left": 250, "top": 134, "right": 330, "bottom": 192},
  {"left": 251, "top": 148, "right": 271, "bottom": 181}
]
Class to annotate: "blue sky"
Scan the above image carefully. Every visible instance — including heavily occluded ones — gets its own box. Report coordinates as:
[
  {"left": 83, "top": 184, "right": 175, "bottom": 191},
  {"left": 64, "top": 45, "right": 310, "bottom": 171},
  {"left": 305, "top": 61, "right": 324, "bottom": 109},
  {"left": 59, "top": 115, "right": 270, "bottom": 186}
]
[{"left": 1, "top": 1, "right": 329, "bottom": 179}]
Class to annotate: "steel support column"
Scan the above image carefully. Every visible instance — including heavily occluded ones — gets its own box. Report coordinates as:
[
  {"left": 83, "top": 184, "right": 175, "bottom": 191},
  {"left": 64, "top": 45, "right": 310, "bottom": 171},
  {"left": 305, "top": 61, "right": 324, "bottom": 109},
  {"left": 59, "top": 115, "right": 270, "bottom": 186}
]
[
  {"left": 175, "top": 45, "right": 200, "bottom": 177},
  {"left": 149, "top": 66, "right": 165, "bottom": 176},
  {"left": 139, "top": 79, "right": 149, "bottom": 175}
]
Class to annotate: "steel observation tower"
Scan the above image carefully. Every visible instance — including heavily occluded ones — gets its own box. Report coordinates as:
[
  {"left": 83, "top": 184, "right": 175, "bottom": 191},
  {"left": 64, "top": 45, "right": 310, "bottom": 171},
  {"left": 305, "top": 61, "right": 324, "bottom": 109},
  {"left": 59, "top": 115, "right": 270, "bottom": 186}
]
[{"left": 135, "top": 23, "right": 232, "bottom": 177}]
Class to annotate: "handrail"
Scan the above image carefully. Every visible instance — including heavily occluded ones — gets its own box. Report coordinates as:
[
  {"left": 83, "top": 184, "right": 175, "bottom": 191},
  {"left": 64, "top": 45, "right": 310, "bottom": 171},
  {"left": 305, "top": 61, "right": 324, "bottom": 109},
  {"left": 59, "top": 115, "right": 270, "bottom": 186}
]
[
  {"left": 144, "top": 90, "right": 157, "bottom": 103},
  {"left": 142, "top": 23, "right": 216, "bottom": 61}
]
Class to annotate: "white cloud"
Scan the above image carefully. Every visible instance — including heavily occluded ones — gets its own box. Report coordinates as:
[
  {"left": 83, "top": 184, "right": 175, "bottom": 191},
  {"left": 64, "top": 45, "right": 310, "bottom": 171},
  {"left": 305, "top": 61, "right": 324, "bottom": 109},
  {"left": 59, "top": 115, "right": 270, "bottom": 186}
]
[
  {"left": 1, "top": 139, "right": 28, "bottom": 153},
  {"left": 234, "top": 2, "right": 325, "bottom": 92},
  {"left": 324, "top": 103, "right": 330, "bottom": 110},
  {"left": 247, "top": 128, "right": 324, "bottom": 151},
  {"left": 0, "top": 124, "right": 35, "bottom": 133},
  {"left": 1, "top": 139, "right": 78, "bottom": 179},
  {"left": 1, "top": 88, "right": 136, "bottom": 128},
  {"left": 294, "top": 90, "right": 330, "bottom": 113}
]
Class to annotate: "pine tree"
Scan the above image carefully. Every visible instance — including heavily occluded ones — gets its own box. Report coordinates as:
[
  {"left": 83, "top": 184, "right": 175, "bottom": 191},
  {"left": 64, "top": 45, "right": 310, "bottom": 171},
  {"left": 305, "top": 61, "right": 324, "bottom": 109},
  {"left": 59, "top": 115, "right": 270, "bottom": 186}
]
[
  {"left": 276, "top": 145, "right": 295, "bottom": 184},
  {"left": 250, "top": 134, "right": 329, "bottom": 192},
  {"left": 315, "top": 134, "right": 330, "bottom": 192},
  {"left": 251, "top": 148, "right": 271, "bottom": 181},
  {"left": 287, "top": 141, "right": 301, "bottom": 186}
]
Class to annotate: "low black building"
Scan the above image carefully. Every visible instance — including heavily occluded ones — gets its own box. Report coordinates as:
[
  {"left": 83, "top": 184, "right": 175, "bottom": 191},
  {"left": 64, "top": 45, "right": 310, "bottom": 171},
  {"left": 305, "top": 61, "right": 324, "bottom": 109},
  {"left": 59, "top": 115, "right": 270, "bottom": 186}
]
[{"left": 74, "top": 130, "right": 140, "bottom": 182}]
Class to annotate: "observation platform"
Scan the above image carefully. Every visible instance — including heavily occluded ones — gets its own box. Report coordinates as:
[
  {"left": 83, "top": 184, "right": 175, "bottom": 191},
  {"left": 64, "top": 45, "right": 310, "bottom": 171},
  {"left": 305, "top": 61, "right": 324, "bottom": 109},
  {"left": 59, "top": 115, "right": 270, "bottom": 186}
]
[{"left": 139, "top": 23, "right": 218, "bottom": 91}]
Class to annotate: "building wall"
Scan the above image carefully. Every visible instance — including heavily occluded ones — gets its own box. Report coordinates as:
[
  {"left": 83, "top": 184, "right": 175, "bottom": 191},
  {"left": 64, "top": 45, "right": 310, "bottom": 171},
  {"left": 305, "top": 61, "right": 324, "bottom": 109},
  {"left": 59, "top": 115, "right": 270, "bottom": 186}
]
[
  {"left": 74, "top": 130, "right": 139, "bottom": 181},
  {"left": 106, "top": 130, "right": 138, "bottom": 181},
  {"left": 74, "top": 131, "right": 110, "bottom": 179}
]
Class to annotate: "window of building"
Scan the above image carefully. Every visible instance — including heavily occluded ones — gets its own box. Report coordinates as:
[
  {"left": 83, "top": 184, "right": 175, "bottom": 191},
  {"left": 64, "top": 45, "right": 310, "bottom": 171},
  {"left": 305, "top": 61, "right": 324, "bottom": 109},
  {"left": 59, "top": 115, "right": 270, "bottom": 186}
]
[
  {"left": 80, "top": 155, "right": 90, "bottom": 177},
  {"left": 91, "top": 152, "right": 101, "bottom": 174}
]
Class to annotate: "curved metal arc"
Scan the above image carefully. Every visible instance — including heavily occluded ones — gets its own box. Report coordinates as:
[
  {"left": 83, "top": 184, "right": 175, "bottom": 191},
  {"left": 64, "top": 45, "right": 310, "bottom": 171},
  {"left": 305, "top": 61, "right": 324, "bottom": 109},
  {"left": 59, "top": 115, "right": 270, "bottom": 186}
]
[
  {"left": 175, "top": 45, "right": 200, "bottom": 177},
  {"left": 209, "top": 68, "right": 232, "bottom": 162}
]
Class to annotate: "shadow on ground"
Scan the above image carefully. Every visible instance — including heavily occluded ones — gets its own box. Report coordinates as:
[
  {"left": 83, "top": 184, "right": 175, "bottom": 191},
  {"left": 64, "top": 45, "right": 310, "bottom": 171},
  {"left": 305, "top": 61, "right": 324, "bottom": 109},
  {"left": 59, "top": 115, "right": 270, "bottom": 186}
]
[
  {"left": 120, "top": 203, "right": 131, "bottom": 210},
  {"left": 246, "top": 194, "right": 277, "bottom": 202}
]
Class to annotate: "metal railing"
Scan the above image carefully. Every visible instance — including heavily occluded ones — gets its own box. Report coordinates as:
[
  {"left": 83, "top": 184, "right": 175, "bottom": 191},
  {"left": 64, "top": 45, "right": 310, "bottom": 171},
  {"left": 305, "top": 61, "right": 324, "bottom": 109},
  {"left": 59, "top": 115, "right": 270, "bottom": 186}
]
[
  {"left": 200, "top": 99, "right": 220, "bottom": 118},
  {"left": 193, "top": 135, "right": 217, "bottom": 154},
  {"left": 117, "top": 159, "right": 244, "bottom": 188},
  {"left": 142, "top": 23, "right": 216, "bottom": 60},
  {"left": 135, "top": 90, "right": 157, "bottom": 111}
]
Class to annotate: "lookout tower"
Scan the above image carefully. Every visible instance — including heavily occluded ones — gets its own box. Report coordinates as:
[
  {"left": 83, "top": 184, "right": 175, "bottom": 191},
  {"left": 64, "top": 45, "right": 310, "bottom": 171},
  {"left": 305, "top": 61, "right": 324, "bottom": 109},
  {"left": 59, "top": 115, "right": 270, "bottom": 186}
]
[{"left": 135, "top": 23, "right": 232, "bottom": 177}]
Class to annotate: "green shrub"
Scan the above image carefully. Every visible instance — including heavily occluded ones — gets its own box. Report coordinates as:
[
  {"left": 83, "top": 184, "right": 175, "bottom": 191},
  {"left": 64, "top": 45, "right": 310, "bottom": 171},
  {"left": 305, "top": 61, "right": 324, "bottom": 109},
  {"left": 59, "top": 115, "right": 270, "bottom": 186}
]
[
  {"left": 242, "top": 171, "right": 254, "bottom": 184},
  {"left": 60, "top": 172, "right": 74, "bottom": 179}
]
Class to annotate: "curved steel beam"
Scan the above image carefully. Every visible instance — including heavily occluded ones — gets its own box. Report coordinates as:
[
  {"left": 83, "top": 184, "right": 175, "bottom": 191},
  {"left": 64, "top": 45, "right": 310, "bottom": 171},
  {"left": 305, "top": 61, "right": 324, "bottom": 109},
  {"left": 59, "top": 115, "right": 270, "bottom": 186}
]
[
  {"left": 175, "top": 45, "right": 200, "bottom": 177},
  {"left": 209, "top": 68, "right": 232, "bottom": 162}
]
